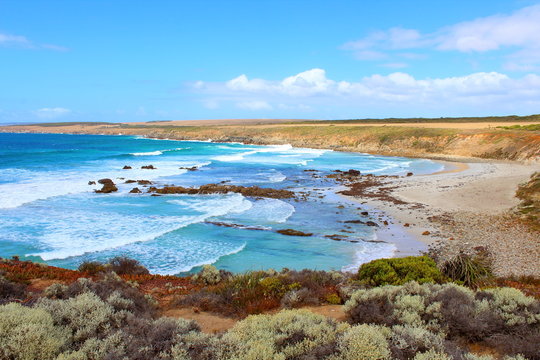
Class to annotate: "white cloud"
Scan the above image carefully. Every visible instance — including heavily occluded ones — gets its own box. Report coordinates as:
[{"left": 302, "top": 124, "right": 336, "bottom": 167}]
[
  {"left": 437, "top": 5, "right": 540, "bottom": 52},
  {"left": 0, "top": 33, "right": 30, "bottom": 46},
  {"left": 236, "top": 100, "right": 272, "bottom": 110},
  {"left": 193, "top": 68, "right": 540, "bottom": 115},
  {"left": 0, "top": 32, "right": 67, "bottom": 51},
  {"left": 34, "top": 107, "right": 71, "bottom": 119},
  {"left": 342, "top": 4, "right": 540, "bottom": 70}
]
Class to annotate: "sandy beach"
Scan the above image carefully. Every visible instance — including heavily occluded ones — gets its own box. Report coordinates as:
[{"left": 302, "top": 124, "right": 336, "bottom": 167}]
[{"left": 342, "top": 160, "right": 539, "bottom": 277}]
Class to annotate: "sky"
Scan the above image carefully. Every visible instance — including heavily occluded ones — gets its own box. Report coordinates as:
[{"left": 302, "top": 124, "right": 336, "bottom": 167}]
[{"left": 1, "top": 0, "right": 540, "bottom": 123}]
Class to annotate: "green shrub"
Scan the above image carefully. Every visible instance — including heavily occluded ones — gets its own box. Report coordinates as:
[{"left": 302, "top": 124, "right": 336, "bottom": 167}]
[
  {"left": 441, "top": 252, "right": 492, "bottom": 287},
  {"left": 78, "top": 261, "right": 108, "bottom": 275},
  {"left": 332, "top": 324, "right": 391, "bottom": 360},
  {"left": 191, "top": 264, "right": 223, "bottom": 285},
  {"left": 0, "top": 302, "right": 69, "bottom": 360},
  {"left": 344, "top": 282, "right": 540, "bottom": 359},
  {"left": 357, "top": 256, "right": 445, "bottom": 286},
  {"left": 223, "top": 309, "right": 349, "bottom": 359}
]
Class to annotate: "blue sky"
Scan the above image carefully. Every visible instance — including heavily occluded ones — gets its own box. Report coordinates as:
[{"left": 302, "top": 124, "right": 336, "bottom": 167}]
[{"left": 1, "top": 0, "right": 540, "bottom": 123}]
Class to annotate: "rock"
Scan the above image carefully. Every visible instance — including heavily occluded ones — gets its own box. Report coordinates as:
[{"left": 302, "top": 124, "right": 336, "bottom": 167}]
[
  {"left": 95, "top": 179, "right": 118, "bottom": 193},
  {"left": 383, "top": 220, "right": 389, "bottom": 225},
  {"left": 406, "top": 172, "right": 413, "bottom": 177},
  {"left": 325, "top": 234, "right": 347, "bottom": 241},
  {"left": 422, "top": 231, "right": 431, "bottom": 235},
  {"left": 345, "top": 169, "right": 361, "bottom": 176},
  {"left": 125, "top": 180, "right": 136, "bottom": 184},
  {"left": 123, "top": 165, "right": 132, "bottom": 170},
  {"left": 404, "top": 223, "right": 410, "bottom": 227},
  {"left": 179, "top": 166, "right": 198, "bottom": 171},
  {"left": 365, "top": 221, "right": 379, "bottom": 227},
  {"left": 129, "top": 187, "right": 142, "bottom": 194},
  {"left": 277, "top": 229, "right": 313, "bottom": 237},
  {"left": 360, "top": 211, "right": 369, "bottom": 216},
  {"left": 151, "top": 194, "right": 161, "bottom": 197},
  {"left": 141, "top": 165, "right": 156, "bottom": 169},
  {"left": 88, "top": 181, "right": 96, "bottom": 185},
  {"left": 149, "top": 184, "right": 295, "bottom": 199},
  {"left": 137, "top": 180, "right": 152, "bottom": 185},
  {"left": 337, "top": 205, "right": 345, "bottom": 209},
  {"left": 344, "top": 220, "right": 363, "bottom": 224}
]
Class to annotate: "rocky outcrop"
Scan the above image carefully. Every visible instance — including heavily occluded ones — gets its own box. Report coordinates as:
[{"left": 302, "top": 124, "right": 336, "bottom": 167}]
[
  {"left": 129, "top": 187, "right": 142, "bottom": 193},
  {"left": 149, "top": 184, "right": 294, "bottom": 199},
  {"left": 141, "top": 165, "right": 156, "bottom": 169},
  {"left": 95, "top": 179, "right": 118, "bottom": 193},
  {"left": 276, "top": 229, "right": 313, "bottom": 236},
  {"left": 123, "top": 165, "right": 132, "bottom": 169},
  {"left": 179, "top": 166, "right": 198, "bottom": 171}
]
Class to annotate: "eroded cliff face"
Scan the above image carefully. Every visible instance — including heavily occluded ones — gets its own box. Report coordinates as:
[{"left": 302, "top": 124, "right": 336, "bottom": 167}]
[{"left": 2, "top": 124, "right": 540, "bottom": 162}]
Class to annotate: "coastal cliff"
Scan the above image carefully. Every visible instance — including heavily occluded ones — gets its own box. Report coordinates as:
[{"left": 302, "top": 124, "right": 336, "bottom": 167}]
[{"left": 2, "top": 121, "right": 539, "bottom": 162}]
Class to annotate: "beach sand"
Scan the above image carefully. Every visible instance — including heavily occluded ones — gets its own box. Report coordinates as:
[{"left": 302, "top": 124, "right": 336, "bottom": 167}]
[{"left": 342, "top": 160, "right": 540, "bottom": 277}]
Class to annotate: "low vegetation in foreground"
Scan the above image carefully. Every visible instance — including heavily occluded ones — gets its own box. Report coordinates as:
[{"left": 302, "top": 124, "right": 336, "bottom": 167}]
[{"left": 1, "top": 254, "right": 539, "bottom": 360}]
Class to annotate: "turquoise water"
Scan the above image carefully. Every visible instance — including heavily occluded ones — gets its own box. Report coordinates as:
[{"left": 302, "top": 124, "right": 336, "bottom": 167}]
[{"left": 0, "top": 133, "right": 442, "bottom": 274}]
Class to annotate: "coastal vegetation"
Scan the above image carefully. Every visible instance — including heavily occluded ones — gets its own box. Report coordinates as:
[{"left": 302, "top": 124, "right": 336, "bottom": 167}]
[
  {"left": 1, "top": 254, "right": 539, "bottom": 359},
  {"left": 2, "top": 113, "right": 540, "bottom": 161}
]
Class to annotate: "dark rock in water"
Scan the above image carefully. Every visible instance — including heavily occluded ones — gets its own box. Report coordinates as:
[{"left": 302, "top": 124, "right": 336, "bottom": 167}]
[
  {"left": 137, "top": 180, "right": 152, "bottom": 185},
  {"left": 206, "top": 221, "right": 268, "bottom": 231},
  {"left": 129, "top": 187, "right": 142, "bottom": 194},
  {"left": 422, "top": 231, "right": 430, "bottom": 235},
  {"left": 277, "top": 229, "right": 313, "bottom": 237},
  {"left": 141, "top": 165, "right": 156, "bottom": 169},
  {"left": 125, "top": 180, "right": 136, "bottom": 184},
  {"left": 360, "top": 211, "right": 369, "bottom": 216},
  {"left": 95, "top": 179, "right": 118, "bottom": 193},
  {"left": 383, "top": 220, "right": 389, "bottom": 225},
  {"left": 150, "top": 184, "right": 294, "bottom": 199},
  {"left": 151, "top": 194, "right": 161, "bottom": 197},
  {"left": 303, "top": 169, "right": 318, "bottom": 172},
  {"left": 345, "top": 169, "right": 361, "bottom": 176},
  {"left": 179, "top": 166, "right": 198, "bottom": 171},
  {"left": 325, "top": 234, "right": 347, "bottom": 241},
  {"left": 88, "top": 181, "right": 96, "bottom": 185},
  {"left": 344, "top": 220, "right": 364, "bottom": 224},
  {"left": 365, "top": 221, "right": 379, "bottom": 227},
  {"left": 337, "top": 205, "right": 345, "bottom": 209},
  {"left": 406, "top": 172, "right": 413, "bottom": 177},
  {"left": 123, "top": 165, "right": 132, "bottom": 170}
]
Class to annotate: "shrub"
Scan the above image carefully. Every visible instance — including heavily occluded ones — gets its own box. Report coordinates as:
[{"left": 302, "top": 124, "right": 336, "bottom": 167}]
[
  {"left": 223, "top": 309, "right": 349, "bottom": 359},
  {"left": 78, "top": 260, "right": 107, "bottom": 275},
  {"left": 441, "top": 252, "right": 492, "bottom": 287},
  {"left": 413, "top": 349, "right": 452, "bottom": 360},
  {"left": 0, "top": 302, "right": 69, "bottom": 360},
  {"left": 357, "top": 256, "right": 445, "bottom": 286},
  {"left": 0, "top": 275, "right": 27, "bottom": 303},
  {"left": 332, "top": 324, "right": 391, "bottom": 360},
  {"left": 191, "top": 264, "right": 223, "bottom": 285},
  {"left": 108, "top": 256, "right": 149, "bottom": 275},
  {"left": 344, "top": 282, "right": 540, "bottom": 358},
  {"left": 42, "top": 273, "right": 156, "bottom": 317}
]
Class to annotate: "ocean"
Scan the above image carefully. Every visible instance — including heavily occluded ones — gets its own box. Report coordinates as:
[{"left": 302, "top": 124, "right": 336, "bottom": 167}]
[{"left": 0, "top": 132, "right": 443, "bottom": 274}]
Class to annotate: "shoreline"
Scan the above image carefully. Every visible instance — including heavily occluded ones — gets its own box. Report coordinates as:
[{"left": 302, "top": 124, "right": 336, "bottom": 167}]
[
  {"left": 2, "top": 130, "right": 538, "bottom": 276},
  {"left": 340, "top": 160, "right": 539, "bottom": 276}
]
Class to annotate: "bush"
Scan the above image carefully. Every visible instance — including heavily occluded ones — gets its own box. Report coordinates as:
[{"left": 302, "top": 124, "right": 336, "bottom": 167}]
[
  {"left": 0, "top": 302, "right": 69, "bottom": 360},
  {"left": 332, "top": 324, "right": 391, "bottom": 360},
  {"left": 357, "top": 256, "right": 445, "bottom": 286},
  {"left": 108, "top": 256, "right": 149, "bottom": 275},
  {"left": 78, "top": 261, "right": 107, "bottom": 275},
  {"left": 441, "top": 252, "right": 492, "bottom": 287},
  {"left": 42, "top": 273, "right": 157, "bottom": 318},
  {"left": 223, "top": 309, "right": 349, "bottom": 359},
  {"left": 0, "top": 275, "right": 27, "bottom": 304},
  {"left": 344, "top": 282, "right": 540, "bottom": 359}
]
